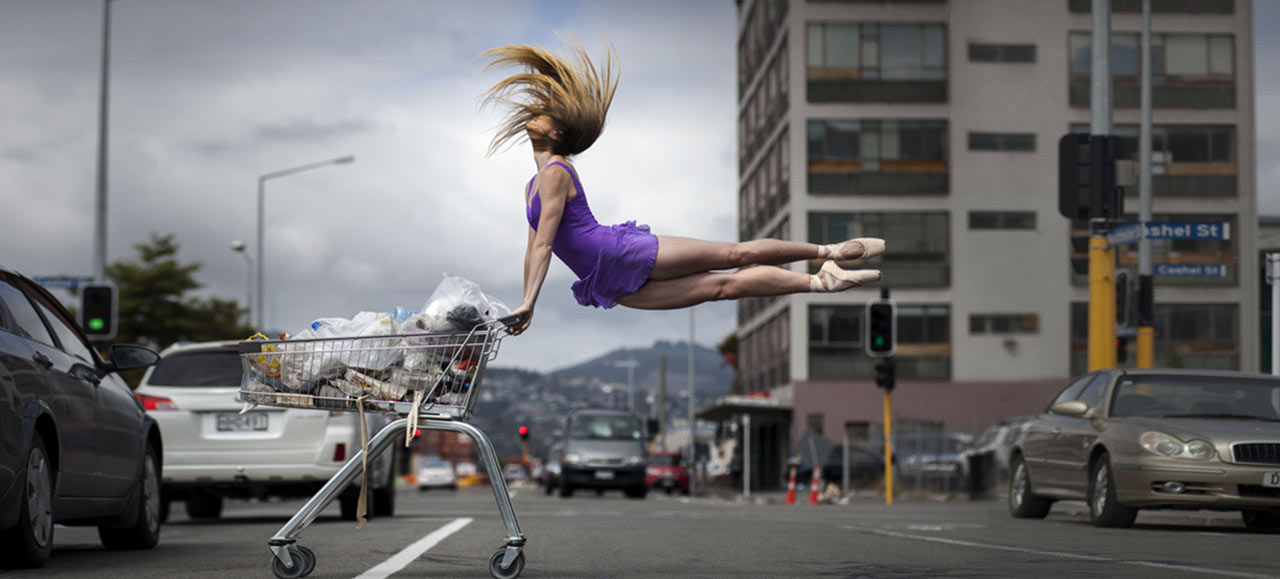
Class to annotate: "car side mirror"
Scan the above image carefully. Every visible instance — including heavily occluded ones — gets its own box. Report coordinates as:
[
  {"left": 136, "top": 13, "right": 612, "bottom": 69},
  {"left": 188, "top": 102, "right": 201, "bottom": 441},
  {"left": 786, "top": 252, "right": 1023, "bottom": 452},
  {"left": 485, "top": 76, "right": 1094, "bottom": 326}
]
[
  {"left": 106, "top": 344, "right": 161, "bottom": 372},
  {"left": 1050, "top": 400, "right": 1090, "bottom": 418}
]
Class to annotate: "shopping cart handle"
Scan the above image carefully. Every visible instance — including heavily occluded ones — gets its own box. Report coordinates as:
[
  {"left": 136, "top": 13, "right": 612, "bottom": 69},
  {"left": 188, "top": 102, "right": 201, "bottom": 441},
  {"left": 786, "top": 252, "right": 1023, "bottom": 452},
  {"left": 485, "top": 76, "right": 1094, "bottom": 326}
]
[{"left": 496, "top": 313, "right": 524, "bottom": 329}]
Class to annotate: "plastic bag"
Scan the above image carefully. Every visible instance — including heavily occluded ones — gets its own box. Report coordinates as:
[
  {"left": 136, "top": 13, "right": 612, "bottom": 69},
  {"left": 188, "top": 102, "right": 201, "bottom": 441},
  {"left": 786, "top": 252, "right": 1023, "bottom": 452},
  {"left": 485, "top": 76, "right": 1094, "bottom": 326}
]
[{"left": 401, "top": 275, "right": 510, "bottom": 335}]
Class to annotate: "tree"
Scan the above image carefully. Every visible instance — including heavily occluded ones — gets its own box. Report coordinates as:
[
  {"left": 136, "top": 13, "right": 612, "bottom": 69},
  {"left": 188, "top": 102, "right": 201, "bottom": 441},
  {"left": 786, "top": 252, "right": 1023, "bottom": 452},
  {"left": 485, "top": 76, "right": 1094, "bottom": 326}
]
[{"left": 106, "top": 233, "right": 255, "bottom": 350}]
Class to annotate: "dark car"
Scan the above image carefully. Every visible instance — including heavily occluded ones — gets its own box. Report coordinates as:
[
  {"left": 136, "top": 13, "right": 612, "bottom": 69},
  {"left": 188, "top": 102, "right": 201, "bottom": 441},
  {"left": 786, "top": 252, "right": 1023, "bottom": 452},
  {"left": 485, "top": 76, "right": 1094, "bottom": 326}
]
[
  {"left": 0, "top": 270, "right": 163, "bottom": 567},
  {"left": 555, "top": 409, "right": 648, "bottom": 498},
  {"left": 540, "top": 441, "right": 563, "bottom": 495}
]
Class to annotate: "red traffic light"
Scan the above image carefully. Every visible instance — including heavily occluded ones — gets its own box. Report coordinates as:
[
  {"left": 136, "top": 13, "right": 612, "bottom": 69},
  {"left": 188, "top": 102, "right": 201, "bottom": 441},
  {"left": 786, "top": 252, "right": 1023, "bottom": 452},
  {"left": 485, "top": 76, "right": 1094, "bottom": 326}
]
[{"left": 518, "top": 426, "right": 529, "bottom": 437}]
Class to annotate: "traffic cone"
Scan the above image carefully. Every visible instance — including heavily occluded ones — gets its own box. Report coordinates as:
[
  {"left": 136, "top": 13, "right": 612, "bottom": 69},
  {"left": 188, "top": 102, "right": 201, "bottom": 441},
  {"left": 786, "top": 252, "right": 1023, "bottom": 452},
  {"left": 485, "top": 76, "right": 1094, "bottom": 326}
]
[
  {"left": 785, "top": 464, "right": 797, "bottom": 505},
  {"left": 808, "top": 464, "right": 821, "bottom": 505}
]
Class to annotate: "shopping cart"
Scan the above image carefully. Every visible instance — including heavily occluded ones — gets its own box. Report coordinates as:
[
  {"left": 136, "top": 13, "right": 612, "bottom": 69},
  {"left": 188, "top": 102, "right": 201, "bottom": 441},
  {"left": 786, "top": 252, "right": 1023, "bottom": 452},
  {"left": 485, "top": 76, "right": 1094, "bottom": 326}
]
[{"left": 237, "top": 315, "right": 527, "bottom": 579}]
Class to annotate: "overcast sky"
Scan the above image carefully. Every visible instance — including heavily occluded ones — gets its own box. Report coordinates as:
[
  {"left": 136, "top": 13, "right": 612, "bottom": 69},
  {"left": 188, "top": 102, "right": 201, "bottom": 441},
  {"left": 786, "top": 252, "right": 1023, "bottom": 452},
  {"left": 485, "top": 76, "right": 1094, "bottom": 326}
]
[{"left": 2, "top": 1, "right": 1277, "bottom": 373}]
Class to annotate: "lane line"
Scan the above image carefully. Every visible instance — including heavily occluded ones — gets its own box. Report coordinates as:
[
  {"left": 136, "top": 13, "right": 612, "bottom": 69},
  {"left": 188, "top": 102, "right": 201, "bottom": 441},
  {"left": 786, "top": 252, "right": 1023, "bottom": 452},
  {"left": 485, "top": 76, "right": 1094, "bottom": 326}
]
[
  {"left": 354, "top": 517, "right": 472, "bottom": 579},
  {"left": 842, "top": 526, "right": 1279, "bottom": 579}
]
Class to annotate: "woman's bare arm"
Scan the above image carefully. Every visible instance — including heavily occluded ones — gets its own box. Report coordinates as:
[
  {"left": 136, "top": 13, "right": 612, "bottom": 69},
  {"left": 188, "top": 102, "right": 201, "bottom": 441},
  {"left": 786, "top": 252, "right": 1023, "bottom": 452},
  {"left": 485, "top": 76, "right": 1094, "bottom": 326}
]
[{"left": 509, "top": 167, "right": 570, "bottom": 335}]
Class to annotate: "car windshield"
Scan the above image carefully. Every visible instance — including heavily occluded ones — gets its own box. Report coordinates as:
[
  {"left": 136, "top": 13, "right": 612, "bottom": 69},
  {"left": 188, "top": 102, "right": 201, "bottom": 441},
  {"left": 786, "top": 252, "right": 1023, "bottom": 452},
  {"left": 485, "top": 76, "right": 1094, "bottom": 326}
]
[
  {"left": 567, "top": 414, "right": 642, "bottom": 441},
  {"left": 1110, "top": 374, "right": 1280, "bottom": 420},
  {"left": 423, "top": 458, "right": 447, "bottom": 468},
  {"left": 648, "top": 455, "right": 681, "bottom": 467},
  {"left": 147, "top": 350, "right": 242, "bottom": 387}
]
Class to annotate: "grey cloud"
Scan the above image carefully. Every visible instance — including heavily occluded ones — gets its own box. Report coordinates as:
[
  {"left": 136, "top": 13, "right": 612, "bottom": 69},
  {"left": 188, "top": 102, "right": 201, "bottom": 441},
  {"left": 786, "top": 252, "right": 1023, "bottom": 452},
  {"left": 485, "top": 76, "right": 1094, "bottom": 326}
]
[{"left": 255, "top": 117, "right": 378, "bottom": 143}]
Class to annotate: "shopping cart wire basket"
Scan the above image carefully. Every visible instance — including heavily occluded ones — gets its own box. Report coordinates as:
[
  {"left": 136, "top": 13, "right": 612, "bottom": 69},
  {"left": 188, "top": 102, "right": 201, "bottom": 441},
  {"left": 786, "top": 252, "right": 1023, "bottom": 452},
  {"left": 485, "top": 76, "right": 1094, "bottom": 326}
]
[{"left": 238, "top": 315, "right": 527, "bottom": 579}]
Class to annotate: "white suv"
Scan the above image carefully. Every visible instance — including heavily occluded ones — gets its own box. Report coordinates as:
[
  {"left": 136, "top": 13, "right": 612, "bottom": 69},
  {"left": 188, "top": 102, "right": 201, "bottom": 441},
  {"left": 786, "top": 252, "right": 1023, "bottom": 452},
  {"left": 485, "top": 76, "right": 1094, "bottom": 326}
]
[{"left": 134, "top": 341, "right": 399, "bottom": 521}]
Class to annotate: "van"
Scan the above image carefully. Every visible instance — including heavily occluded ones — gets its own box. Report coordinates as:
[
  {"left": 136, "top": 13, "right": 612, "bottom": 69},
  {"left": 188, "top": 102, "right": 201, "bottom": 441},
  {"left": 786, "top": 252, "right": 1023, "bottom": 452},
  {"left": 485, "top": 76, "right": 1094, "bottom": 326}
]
[{"left": 555, "top": 409, "right": 647, "bottom": 499}]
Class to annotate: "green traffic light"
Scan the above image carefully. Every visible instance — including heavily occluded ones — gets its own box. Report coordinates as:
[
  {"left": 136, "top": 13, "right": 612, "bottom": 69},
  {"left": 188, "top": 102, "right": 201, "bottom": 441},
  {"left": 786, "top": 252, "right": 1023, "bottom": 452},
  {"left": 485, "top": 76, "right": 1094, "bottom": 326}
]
[
  {"left": 874, "top": 337, "right": 885, "bottom": 347},
  {"left": 89, "top": 318, "right": 105, "bottom": 331}
]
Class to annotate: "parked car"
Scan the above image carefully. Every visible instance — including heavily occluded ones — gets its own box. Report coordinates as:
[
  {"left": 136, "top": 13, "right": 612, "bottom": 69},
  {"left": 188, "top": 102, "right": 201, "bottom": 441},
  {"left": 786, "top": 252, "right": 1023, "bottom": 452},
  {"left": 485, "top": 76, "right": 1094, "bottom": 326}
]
[
  {"left": 503, "top": 463, "right": 529, "bottom": 482},
  {"left": 0, "top": 270, "right": 163, "bottom": 567},
  {"left": 416, "top": 456, "right": 457, "bottom": 490},
  {"left": 540, "top": 441, "right": 563, "bottom": 495},
  {"left": 645, "top": 452, "right": 690, "bottom": 495},
  {"left": 555, "top": 409, "right": 647, "bottom": 499},
  {"left": 1009, "top": 369, "right": 1280, "bottom": 530},
  {"left": 894, "top": 433, "right": 972, "bottom": 489},
  {"left": 957, "top": 418, "right": 1031, "bottom": 490},
  {"left": 791, "top": 444, "right": 890, "bottom": 489},
  {"left": 134, "top": 340, "right": 398, "bottom": 522}
]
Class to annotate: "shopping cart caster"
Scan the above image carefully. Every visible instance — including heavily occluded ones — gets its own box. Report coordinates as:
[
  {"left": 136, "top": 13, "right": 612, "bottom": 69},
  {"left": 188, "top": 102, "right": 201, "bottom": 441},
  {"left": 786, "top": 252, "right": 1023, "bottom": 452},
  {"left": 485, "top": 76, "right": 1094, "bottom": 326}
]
[
  {"left": 271, "top": 545, "right": 315, "bottom": 579},
  {"left": 488, "top": 547, "right": 525, "bottom": 579}
]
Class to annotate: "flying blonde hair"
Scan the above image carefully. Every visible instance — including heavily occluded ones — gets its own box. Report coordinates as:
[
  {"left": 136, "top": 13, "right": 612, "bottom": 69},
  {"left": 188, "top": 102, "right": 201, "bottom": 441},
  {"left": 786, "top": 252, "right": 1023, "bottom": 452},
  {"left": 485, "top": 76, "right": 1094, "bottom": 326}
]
[{"left": 479, "top": 37, "right": 619, "bottom": 157}]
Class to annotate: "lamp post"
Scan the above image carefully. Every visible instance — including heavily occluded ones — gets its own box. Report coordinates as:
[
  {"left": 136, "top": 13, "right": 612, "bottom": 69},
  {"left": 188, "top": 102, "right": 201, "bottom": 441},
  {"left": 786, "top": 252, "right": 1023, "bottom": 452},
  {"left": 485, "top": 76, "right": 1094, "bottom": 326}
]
[
  {"left": 613, "top": 358, "right": 638, "bottom": 412},
  {"left": 230, "top": 240, "right": 253, "bottom": 326},
  {"left": 256, "top": 155, "right": 355, "bottom": 330}
]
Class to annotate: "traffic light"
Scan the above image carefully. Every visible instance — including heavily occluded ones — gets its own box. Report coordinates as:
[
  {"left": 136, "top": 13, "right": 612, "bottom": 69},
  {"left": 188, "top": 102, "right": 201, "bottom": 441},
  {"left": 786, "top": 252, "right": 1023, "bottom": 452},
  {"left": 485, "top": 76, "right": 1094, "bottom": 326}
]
[
  {"left": 1116, "top": 337, "right": 1130, "bottom": 364},
  {"left": 865, "top": 301, "right": 896, "bottom": 358},
  {"left": 80, "top": 283, "right": 117, "bottom": 340},
  {"left": 874, "top": 360, "right": 896, "bottom": 392},
  {"left": 1058, "top": 133, "right": 1123, "bottom": 222},
  {"left": 518, "top": 425, "right": 529, "bottom": 442}
]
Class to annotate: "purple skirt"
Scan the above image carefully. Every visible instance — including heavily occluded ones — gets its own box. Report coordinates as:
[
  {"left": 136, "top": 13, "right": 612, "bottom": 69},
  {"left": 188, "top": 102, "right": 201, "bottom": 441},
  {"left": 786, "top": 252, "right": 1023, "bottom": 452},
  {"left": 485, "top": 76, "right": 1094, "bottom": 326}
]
[{"left": 571, "top": 221, "right": 659, "bottom": 309}]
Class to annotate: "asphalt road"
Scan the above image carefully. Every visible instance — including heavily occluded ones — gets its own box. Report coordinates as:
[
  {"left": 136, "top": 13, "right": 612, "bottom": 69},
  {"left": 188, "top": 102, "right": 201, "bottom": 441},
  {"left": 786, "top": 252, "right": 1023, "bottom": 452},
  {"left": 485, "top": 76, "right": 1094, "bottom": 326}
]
[{"left": 7, "top": 484, "right": 1279, "bottom": 578}]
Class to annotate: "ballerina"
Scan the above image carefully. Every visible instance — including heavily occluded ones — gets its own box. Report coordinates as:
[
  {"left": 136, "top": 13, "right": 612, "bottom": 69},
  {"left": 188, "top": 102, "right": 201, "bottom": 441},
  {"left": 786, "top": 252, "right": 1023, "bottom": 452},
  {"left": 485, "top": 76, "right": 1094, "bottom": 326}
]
[{"left": 480, "top": 39, "right": 883, "bottom": 336}]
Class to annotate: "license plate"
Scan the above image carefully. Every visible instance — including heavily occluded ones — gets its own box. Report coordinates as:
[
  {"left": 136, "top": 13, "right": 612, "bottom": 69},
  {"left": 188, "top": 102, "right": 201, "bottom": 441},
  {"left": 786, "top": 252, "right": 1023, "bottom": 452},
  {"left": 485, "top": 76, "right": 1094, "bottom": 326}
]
[
  {"left": 216, "top": 412, "right": 268, "bottom": 432},
  {"left": 594, "top": 470, "right": 615, "bottom": 480},
  {"left": 1264, "top": 472, "right": 1280, "bottom": 488}
]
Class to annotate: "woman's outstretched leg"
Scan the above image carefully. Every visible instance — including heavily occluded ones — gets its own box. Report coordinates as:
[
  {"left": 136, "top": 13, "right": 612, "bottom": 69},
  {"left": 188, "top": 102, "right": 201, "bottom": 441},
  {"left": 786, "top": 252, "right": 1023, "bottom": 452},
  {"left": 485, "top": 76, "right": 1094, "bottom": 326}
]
[
  {"left": 650, "top": 236, "right": 884, "bottom": 281},
  {"left": 616, "top": 262, "right": 880, "bottom": 310}
]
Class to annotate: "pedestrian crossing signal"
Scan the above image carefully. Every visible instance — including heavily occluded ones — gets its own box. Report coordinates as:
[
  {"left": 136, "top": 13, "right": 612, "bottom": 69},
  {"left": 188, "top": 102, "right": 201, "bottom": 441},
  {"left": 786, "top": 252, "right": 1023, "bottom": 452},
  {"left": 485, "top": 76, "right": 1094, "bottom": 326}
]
[{"left": 865, "top": 301, "right": 896, "bottom": 358}]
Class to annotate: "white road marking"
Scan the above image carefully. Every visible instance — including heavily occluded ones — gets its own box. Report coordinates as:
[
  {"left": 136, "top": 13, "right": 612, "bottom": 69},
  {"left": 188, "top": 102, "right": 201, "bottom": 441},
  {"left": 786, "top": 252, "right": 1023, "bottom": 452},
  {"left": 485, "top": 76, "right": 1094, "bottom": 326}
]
[
  {"left": 843, "top": 526, "right": 1280, "bottom": 579},
  {"left": 354, "top": 517, "right": 472, "bottom": 579}
]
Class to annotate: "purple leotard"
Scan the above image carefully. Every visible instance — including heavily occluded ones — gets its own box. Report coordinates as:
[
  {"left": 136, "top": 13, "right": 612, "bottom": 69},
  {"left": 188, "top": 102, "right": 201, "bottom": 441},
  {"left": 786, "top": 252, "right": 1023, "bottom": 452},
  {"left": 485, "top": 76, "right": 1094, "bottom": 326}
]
[{"left": 526, "top": 161, "right": 658, "bottom": 309}]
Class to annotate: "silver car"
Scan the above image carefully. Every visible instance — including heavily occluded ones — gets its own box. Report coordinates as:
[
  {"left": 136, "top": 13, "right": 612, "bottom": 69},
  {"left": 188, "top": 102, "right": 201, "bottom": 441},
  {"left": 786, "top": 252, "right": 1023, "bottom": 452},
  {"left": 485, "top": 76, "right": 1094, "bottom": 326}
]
[
  {"left": 134, "top": 341, "right": 398, "bottom": 521},
  {"left": 1009, "top": 369, "right": 1280, "bottom": 529}
]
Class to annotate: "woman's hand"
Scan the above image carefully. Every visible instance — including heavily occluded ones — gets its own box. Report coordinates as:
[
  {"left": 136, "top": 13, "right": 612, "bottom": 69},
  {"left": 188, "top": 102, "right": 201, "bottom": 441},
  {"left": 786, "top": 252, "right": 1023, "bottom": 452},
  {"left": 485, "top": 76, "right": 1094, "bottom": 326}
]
[{"left": 506, "top": 304, "right": 534, "bottom": 336}]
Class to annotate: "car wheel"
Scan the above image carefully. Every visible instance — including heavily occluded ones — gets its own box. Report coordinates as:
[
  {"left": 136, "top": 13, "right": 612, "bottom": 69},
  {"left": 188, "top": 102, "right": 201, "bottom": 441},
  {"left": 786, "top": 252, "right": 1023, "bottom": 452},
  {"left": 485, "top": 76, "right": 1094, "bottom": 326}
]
[
  {"left": 625, "top": 486, "right": 647, "bottom": 499},
  {"left": 1088, "top": 452, "right": 1138, "bottom": 528},
  {"left": 185, "top": 495, "right": 224, "bottom": 520},
  {"left": 340, "top": 485, "right": 375, "bottom": 521},
  {"left": 158, "top": 495, "right": 171, "bottom": 524},
  {"left": 1242, "top": 510, "right": 1280, "bottom": 531},
  {"left": 0, "top": 436, "right": 54, "bottom": 568},
  {"left": 1007, "top": 455, "right": 1052, "bottom": 519},
  {"left": 372, "top": 475, "right": 396, "bottom": 517},
  {"left": 99, "top": 444, "right": 162, "bottom": 550},
  {"left": 558, "top": 480, "right": 573, "bottom": 498}
]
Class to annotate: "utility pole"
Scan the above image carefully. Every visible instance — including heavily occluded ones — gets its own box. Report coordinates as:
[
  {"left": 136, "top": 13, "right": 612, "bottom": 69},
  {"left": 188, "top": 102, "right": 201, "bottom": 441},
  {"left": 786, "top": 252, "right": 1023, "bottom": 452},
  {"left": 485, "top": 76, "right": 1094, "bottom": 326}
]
[
  {"left": 1270, "top": 254, "right": 1280, "bottom": 375},
  {"left": 658, "top": 355, "right": 667, "bottom": 449},
  {"left": 1088, "top": 0, "right": 1118, "bottom": 372},
  {"left": 1135, "top": 0, "right": 1156, "bottom": 368},
  {"left": 687, "top": 308, "right": 696, "bottom": 493},
  {"left": 93, "top": 0, "right": 112, "bottom": 282}
]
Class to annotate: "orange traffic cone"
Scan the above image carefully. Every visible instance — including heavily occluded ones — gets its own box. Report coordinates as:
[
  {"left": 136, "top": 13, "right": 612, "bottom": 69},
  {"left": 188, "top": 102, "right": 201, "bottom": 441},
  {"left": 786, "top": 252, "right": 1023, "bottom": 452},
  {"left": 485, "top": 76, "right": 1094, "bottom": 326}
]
[
  {"left": 808, "top": 464, "right": 821, "bottom": 505},
  {"left": 785, "top": 464, "right": 797, "bottom": 505}
]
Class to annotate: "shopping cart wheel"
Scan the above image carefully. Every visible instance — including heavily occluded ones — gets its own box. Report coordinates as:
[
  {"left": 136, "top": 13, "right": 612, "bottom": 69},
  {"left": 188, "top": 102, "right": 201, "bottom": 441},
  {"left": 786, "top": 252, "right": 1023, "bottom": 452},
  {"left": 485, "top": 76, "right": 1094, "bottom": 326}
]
[
  {"left": 271, "top": 545, "right": 315, "bottom": 579},
  {"left": 487, "top": 548, "right": 525, "bottom": 579}
]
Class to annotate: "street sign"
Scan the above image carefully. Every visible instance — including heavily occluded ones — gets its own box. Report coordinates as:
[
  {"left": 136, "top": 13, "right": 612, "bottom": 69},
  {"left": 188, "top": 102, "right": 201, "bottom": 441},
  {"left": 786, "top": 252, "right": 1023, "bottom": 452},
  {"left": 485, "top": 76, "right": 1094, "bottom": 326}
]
[
  {"left": 1105, "top": 221, "right": 1231, "bottom": 248},
  {"left": 33, "top": 276, "right": 95, "bottom": 290},
  {"left": 1154, "top": 264, "right": 1227, "bottom": 277}
]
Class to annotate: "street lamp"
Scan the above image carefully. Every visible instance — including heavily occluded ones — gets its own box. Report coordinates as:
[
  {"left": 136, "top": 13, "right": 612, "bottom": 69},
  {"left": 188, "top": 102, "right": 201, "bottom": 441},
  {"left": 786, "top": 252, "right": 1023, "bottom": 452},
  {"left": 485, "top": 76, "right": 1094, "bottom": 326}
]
[
  {"left": 613, "top": 358, "right": 638, "bottom": 412},
  {"left": 230, "top": 240, "right": 253, "bottom": 326},
  {"left": 256, "top": 155, "right": 355, "bottom": 330}
]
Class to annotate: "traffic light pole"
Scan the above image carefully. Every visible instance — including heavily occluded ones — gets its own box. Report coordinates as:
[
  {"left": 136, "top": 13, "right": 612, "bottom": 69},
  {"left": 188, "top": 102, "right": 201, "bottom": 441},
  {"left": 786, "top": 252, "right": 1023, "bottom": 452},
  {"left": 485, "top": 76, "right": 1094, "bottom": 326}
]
[
  {"left": 1135, "top": 0, "right": 1155, "bottom": 368},
  {"left": 1088, "top": 0, "right": 1115, "bottom": 372},
  {"left": 882, "top": 385, "right": 893, "bottom": 506}
]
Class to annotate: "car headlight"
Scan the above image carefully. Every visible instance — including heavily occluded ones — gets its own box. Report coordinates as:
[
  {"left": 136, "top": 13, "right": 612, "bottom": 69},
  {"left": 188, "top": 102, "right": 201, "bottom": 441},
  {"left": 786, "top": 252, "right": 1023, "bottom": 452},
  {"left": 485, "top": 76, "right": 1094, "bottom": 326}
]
[
  {"left": 626, "top": 455, "right": 644, "bottom": 465},
  {"left": 1140, "top": 431, "right": 1216, "bottom": 461},
  {"left": 565, "top": 454, "right": 583, "bottom": 465}
]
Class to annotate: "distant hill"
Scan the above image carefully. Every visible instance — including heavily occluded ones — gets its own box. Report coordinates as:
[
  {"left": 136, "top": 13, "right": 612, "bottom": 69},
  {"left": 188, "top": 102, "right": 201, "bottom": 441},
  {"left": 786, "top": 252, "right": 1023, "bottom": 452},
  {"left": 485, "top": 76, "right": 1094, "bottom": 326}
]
[{"left": 542, "top": 340, "right": 736, "bottom": 397}]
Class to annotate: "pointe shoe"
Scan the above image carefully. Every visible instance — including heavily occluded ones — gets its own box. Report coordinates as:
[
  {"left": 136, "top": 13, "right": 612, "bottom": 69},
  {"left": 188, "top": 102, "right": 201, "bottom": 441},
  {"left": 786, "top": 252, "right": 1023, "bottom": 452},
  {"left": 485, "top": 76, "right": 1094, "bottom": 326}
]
[
  {"left": 819, "top": 237, "right": 885, "bottom": 261},
  {"left": 809, "top": 260, "right": 881, "bottom": 292}
]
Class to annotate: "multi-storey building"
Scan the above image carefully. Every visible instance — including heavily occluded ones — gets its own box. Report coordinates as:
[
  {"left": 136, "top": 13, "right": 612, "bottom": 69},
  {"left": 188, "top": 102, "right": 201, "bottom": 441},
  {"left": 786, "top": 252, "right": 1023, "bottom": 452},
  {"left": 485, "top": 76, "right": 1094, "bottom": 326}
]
[{"left": 724, "top": 0, "right": 1256, "bottom": 487}]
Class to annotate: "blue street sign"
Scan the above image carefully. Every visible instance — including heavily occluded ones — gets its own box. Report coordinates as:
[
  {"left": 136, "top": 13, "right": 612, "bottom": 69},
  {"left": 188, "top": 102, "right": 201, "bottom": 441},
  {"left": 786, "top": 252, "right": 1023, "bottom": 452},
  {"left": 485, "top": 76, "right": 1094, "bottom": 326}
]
[
  {"left": 33, "top": 276, "right": 96, "bottom": 290},
  {"left": 1154, "top": 264, "right": 1227, "bottom": 277},
  {"left": 1105, "top": 223, "right": 1145, "bottom": 247},
  {"left": 1105, "top": 221, "right": 1231, "bottom": 248}
]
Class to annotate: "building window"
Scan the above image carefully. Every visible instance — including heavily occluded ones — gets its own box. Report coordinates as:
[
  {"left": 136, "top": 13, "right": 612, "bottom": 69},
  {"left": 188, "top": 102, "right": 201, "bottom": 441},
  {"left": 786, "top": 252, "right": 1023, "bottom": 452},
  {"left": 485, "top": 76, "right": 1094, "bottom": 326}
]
[
  {"left": 1070, "top": 302, "right": 1238, "bottom": 374},
  {"left": 968, "top": 43, "right": 1036, "bottom": 63},
  {"left": 738, "top": 309, "right": 791, "bottom": 393},
  {"left": 1069, "top": 32, "right": 1235, "bottom": 108},
  {"left": 807, "top": 119, "right": 948, "bottom": 195},
  {"left": 968, "top": 132, "right": 1035, "bottom": 152},
  {"left": 970, "top": 314, "right": 1039, "bottom": 335},
  {"left": 1068, "top": 0, "right": 1234, "bottom": 15},
  {"left": 969, "top": 211, "right": 1036, "bottom": 230},
  {"left": 810, "top": 304, "right": 950, "bottom": 379},
  {"left": 806, "top": 21, "right": 947, "bottom": 102},
  {"left": 1070, "top": 123, "right": 1235, "bottom": 198},
  {"left": 810, "top": 212, "right": 949, "bottom": 287}
]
